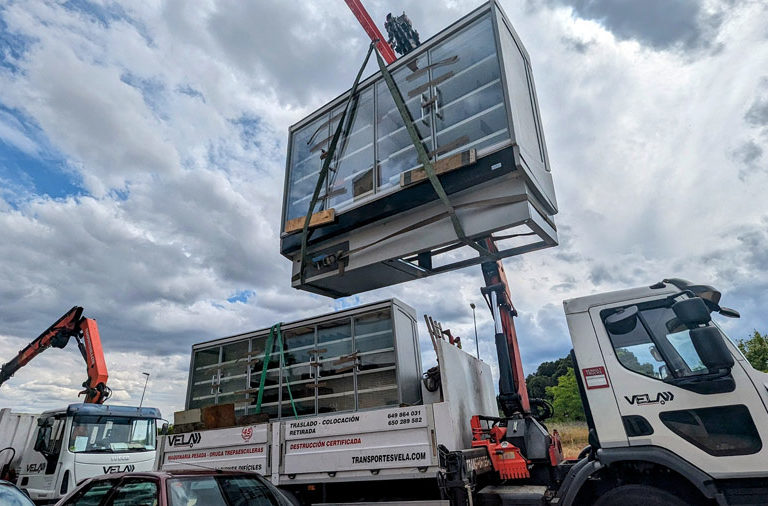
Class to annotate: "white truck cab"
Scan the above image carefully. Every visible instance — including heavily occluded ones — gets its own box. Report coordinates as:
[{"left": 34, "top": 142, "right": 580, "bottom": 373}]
[
  {"left": 562, "top": 279, "right": 768, "bottom": 504},
  {"left": 15, "top": 403, "right": 161, "bottom": 503}
]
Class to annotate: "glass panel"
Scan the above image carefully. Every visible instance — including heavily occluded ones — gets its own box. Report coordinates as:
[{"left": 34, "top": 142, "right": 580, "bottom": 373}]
[
  {"left": 376, "top": 52, "right": 433, "bottom": 194},
  {"left": 354, "top": 310, "right": 393, "bottom": 353},
  {"left": 286, "top": 114, "right": 330, "bottom": 223},
  {"left": 318, "top": 319, "right": 353, "bottom": 359},
  {"left": 358, "top": 350, "right": 396, "bottom": 372},
  {"left": 190, "top": 347, "right": 220, "bottom": 409},
  {"left": 431, "top": 14, "right": 509, "bottom": 158},
  {"left": 193, "top": 348, "right": 219, "bottom": 368},
  {"left": 283, "top": 362, "right": 314, "bottom": 385},
  {"left": 357, "top": 368, "right": 396, "bottom": 391},
  {"left": 281, "top": 396, "right": 315, "bottom": 418},
  {"left": 249, "top": 402, "right": 279, "bottom": 418},
  {"left": 318, "top": 375, "right": 355, "bottom": 415},
  {"left": 250, "top": 335, "right": 267, "bottom": 359},
  {"left": 328, "top": 88, "right": 375, "bottom": 212},
  {"left": 660, "top": 405, "right": 762, "bottom": 456},
  {"left": 358, "top": 386, "right": 399, "bottom": 409},
  {"left": 283, "top": 326, "right": 315, "bottom": 366},
  {"left": 219, "top": 341, "right": 249, "bottom": 403}
]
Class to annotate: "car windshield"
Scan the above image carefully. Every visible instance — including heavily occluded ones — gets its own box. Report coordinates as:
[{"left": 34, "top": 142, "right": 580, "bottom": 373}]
[
  {"left": 167, "top": 475, "right": 280, "bottom": 506},
  {"left": 69, "top": 415, "right": 156, "bottom": 453},
  {"left": 0, "top": 483, "right": 35, "bottom": 506}
]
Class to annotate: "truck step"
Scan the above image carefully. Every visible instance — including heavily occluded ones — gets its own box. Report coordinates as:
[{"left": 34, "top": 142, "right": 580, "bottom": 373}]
[{"left": 477, "top": 485, "right": 547, "bottom": 506}]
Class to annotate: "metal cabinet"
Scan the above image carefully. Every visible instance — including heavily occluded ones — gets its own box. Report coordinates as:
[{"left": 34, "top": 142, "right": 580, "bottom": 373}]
[
  {"left": 280, "top": 1, "right": 557, "bottom": 298},
  {"left": 186, "top": 300, "right": 421, "bottom": 420}
]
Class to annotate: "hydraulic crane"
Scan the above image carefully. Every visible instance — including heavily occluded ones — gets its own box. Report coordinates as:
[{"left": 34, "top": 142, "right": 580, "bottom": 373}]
[{"left": 0, "top": 306, "right": 111, "bottom": 404}]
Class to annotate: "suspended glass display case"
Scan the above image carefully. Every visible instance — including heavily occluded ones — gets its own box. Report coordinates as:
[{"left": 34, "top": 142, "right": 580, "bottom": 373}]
[
  {"left": 280, "top": 0, "right": 557, "bottom": 298},
  {"left": 185, "top": 300, "right": 421, "bottom": 420}
]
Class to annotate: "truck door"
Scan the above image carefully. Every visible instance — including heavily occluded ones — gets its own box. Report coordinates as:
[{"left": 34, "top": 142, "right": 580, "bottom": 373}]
[
  {"left": 21, "top": 414, "right": 66, "bottom": 498},
  {"left": 590, "top": 300, "right": 768, "bottom": 479}
]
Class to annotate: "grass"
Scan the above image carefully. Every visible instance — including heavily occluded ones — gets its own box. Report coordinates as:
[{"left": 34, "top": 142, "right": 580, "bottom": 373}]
[{"left": 547, "top": 421, "right": 589, "bottom": 459}]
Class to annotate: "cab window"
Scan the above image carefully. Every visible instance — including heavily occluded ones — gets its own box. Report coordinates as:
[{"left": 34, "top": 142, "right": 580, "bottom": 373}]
[{"left": 602, "top": 302, "right": 717, "bottom": 380}]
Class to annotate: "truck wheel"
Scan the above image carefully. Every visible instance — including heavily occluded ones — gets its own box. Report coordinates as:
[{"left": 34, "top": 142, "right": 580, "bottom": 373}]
[{"left": 593, "top": 484, "right": 687, "bottom": 506}]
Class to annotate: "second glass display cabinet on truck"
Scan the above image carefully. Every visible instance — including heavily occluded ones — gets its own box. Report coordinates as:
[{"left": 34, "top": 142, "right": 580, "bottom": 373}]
[{"left": 185, "top": 299, "right": 422, "bottom": 421}]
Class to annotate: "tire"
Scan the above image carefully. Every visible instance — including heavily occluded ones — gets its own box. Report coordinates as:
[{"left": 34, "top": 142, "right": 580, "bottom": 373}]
[{"left": 592, "top": 484, "right": 688, "bottom": 506}]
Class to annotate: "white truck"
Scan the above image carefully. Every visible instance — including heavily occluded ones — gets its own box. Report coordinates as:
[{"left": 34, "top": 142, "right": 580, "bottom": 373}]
[
  {"left": 155, "top": 278, "right": 768, "bottom": 505},
  {"left": 1, "top": 403, "right": 161, "bottom": 503}
]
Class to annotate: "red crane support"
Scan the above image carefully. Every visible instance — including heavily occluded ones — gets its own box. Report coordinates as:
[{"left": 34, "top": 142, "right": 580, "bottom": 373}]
[
  {"left": 344, "top": 0, "right": 397, "bottom": 64},
  {"left": 480, "top": 238, "right": 531, "bottom": 415}
]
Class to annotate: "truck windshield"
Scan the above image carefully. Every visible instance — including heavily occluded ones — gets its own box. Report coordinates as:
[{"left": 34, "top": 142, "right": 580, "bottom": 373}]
[
  {"left": 68, "top": 415, "right": 156, "bottom": 453},
  {"left": 603, "top": 300, "right": 725, "bottom": 380}
]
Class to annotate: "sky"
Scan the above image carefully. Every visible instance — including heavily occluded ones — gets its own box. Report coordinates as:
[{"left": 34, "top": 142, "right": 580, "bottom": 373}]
[{"left": 0, "top": 0, "right": 767, "bottom": 419}]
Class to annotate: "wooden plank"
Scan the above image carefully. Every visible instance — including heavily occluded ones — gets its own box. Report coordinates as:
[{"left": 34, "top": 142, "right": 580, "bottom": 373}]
[
  {"left": 400, "top": 148, "right": 477, "bottom": 187},
  {"left": 284, "top": 208, "right": 336, "bottom": 234}
]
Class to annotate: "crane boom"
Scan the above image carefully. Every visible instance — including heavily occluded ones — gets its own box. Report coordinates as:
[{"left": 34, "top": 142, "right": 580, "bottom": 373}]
[
  {"left": 343, "top": 0, "right": 397, "bottom": 64},
  {"left": 0, "top": 306, "right": 111, "bottom": 403},
  {"left": 479, "top": 238, "right": 530, "bottom": 416}
]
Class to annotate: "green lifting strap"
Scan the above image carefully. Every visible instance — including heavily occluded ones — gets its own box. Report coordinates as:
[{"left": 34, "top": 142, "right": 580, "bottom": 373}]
[
  {"left": 254, "top": 323, "right": 298, "bottom": 420},
  {"left": 299, "top": 41, "right": 378, "bottom": 284},
  {"left": 373, "top": 48, "right": 489, "bottom": 257}
]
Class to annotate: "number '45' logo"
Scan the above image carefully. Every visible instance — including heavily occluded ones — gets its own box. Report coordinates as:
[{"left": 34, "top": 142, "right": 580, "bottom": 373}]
[{"left": 625, "top": 392, "right": 674, "bottom": 405}]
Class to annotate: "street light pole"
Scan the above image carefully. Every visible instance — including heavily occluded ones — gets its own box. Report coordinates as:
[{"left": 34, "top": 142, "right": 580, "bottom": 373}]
[
  {"left": 139, "top": 372, "right": 150, "bottom": 409},
  {"left": 470, "top": 303, "right": 480, "bottom": 360}
]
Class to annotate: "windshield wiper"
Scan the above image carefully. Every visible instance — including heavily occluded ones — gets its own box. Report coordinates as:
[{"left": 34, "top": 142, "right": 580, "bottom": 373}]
[{"left": 83, "top": 448, "right": 114, "bottom": 453}]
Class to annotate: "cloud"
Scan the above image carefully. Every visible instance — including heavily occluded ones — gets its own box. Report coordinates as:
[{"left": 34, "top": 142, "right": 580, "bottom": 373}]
[{"left": 537, "top": 0, "right": 727, "bottom": 53}]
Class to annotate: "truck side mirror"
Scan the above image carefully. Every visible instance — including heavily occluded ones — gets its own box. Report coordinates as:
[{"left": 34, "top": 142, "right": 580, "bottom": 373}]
[
  {"left": 605, "top": 306, "right": 638, "bottom": 335},
  {"left": 690, "top": 327, "right": 734, "bottom": 371},
  {"left": 33, "top": 427, "right": 50, "bottom": 454},
  {"left": 672, "top": 297, "right": 711, "bottom": 327}
]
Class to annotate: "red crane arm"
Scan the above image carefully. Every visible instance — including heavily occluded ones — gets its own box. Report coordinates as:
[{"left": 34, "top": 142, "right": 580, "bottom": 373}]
[
  {"left": 0, "top": 306, "right": 111, "bottom": 404},
  {"left": 344, "top": 0, "right": 397, "bottom": 64},
  {"left": 480, "top": 238, "right": 530, "bottom": 415}
]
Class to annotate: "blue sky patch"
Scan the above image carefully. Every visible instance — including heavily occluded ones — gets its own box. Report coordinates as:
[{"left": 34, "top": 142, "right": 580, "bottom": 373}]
[
  {"left": 120, "top": 72, "right": 168, "bottom": 119},
  {"left": 0, "top": 105, "right": 84, "bottom": 202},
  {"left": 227, "top": 289, "right": 256, "bottom": 304},
  {"left": 0, "top": 9, "right": 34, "bottom": 74}
]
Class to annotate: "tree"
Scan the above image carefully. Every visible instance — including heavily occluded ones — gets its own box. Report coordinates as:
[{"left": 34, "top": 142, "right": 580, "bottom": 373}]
[
  {"left": 738, "top": 330, "right": 768, "bottom": 372},
  {"left": 546, "top": 367, "right": 586, "bottom": 421},
  {"left": 526, "top": 356, "right": 572, "bottom": 400}
]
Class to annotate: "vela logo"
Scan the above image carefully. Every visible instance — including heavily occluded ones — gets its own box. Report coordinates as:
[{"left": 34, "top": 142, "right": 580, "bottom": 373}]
[
  {"left": 103, "top": 464, "right": 135, "bottom": 474},
  {"left": 26, "top": 462, "right": 46, "bottom": 473},
  {"left": 625, "top": 392, "right": 674, "bottom": 406},
  {"left": 167, "top": 432, "right": 202, "bottom": 448}
]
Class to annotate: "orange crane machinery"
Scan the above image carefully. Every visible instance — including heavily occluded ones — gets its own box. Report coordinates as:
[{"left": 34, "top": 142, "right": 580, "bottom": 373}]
[{"left": 0, "top": 307, "right": 111, "bottom": 404}]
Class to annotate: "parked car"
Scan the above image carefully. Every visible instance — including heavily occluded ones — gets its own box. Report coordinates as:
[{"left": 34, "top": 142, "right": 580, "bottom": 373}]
[
  {"left": 54, "top": 470, "right": 297, "bottom": 506},
  {"left": 0, "top": 480, "right": 35, "bottom": 506}
]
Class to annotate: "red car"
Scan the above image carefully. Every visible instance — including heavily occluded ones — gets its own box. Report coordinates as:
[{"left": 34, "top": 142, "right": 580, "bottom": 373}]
[{"left": 54, "top": 470, "right": 297, "bottom": 506}]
